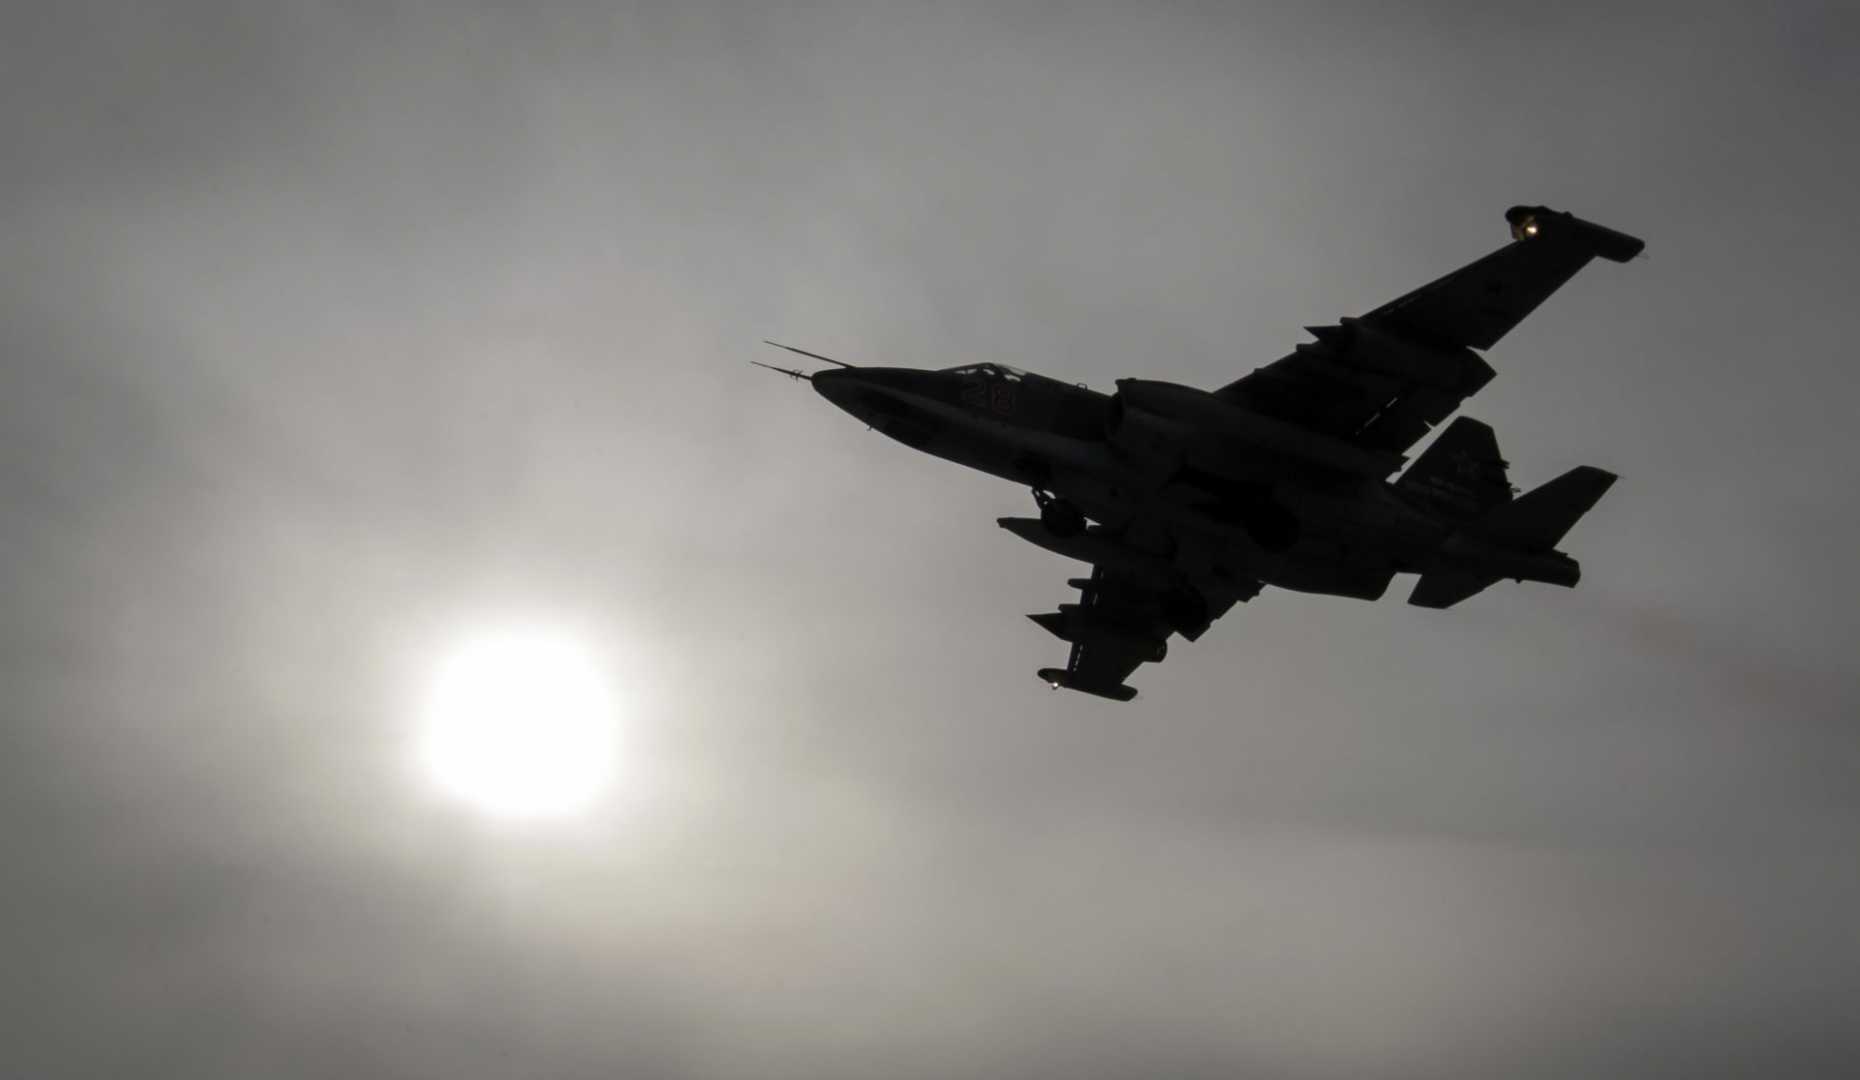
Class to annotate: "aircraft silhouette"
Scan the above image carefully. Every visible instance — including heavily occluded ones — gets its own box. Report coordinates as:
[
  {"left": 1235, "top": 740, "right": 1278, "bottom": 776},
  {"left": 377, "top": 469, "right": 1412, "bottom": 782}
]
[{"left": 760, "top": 205, "right": 1643, "bottom": 700}]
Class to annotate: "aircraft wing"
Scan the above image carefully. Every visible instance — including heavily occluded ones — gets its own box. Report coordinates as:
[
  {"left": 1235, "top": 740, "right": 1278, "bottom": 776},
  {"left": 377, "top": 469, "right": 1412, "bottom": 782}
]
[
  {"left": 1215, "top": 205, "right": 1645, "bottom": 456},
  {"left": 1029, "top": 562, "right": 1260, "bottom": 701}
]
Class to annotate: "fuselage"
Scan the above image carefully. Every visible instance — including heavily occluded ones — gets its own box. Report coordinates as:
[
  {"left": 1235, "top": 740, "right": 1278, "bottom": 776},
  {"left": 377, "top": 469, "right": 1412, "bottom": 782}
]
[
  {"left": 768, "top": 203, "right": 1636, "bottom": 696},
  {"left": 811, "top": 362, "right": 1577, "bottom": 600}
]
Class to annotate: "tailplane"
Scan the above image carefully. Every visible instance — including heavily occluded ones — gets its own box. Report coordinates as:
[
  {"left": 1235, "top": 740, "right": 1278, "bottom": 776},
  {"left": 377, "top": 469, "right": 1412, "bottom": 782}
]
[
  {"left": 1479, "top": 465, "right": 1617, "bottom": 551},
  {"left": 1408, "top": 571, "right": 1501, "bottom": 609},
  {"left": 1408, "top": 465, "right": 1617, "bottom": 608}
]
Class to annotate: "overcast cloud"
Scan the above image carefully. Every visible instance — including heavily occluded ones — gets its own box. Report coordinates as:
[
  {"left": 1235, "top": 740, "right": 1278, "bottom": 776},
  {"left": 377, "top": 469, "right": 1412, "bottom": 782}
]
[{"left": 5, "top": 3, "right": 1859, "bottom": 1077}]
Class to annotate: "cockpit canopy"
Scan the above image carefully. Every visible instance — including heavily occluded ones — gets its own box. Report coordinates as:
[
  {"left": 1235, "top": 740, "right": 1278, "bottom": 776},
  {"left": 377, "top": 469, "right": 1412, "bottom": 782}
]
[{"left": 943, "top": 362, "right": 1025, "bottom": 381}]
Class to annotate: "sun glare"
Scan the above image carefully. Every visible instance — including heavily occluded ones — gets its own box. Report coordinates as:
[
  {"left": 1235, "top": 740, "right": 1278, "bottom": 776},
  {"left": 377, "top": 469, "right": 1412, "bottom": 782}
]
[{"left": 420, "top": 625, "right": 616, "bottom": 820}]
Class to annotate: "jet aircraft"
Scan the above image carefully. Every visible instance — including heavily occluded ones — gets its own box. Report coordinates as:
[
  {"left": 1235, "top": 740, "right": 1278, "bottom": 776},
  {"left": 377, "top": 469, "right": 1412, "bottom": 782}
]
[{"left": 759, "top": 205, "right": 1644, "bottom": 700}]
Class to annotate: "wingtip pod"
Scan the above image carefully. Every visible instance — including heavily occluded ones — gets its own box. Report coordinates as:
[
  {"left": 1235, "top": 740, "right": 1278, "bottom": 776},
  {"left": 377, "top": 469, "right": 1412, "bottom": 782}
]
[
  {"left": 1505, "top": 205, "right": 1645, "bottom": 262},
  {"left": 1037, "top": 667, "right": 1138, "bottom": 702}
]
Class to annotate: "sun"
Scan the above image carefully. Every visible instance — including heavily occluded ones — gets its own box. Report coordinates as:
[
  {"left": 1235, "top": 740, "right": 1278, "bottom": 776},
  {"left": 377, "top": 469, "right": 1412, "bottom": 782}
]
[{"left": 420, "top": 625, "right": 617, "bottom": 820}]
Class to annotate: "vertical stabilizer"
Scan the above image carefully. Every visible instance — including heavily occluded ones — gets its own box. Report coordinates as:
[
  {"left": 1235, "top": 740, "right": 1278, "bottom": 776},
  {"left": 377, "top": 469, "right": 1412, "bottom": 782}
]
[{"left": 1396, "top": 416, "right": 1512, "bottom": 518}]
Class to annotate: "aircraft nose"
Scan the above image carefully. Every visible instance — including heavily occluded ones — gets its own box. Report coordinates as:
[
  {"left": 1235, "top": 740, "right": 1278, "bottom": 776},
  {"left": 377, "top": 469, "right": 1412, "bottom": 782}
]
[
  {"left": 811, "top": 367, "right": 868, "bottom": 412},
  {"left": 808, "top": 367, "right": 941, "bottom": 449},
  {"left": 811, "top": 366, "right": 849, "bottom": 401},
  {"left": 811, "top": 367, "right": 907, "bottom": 427}
]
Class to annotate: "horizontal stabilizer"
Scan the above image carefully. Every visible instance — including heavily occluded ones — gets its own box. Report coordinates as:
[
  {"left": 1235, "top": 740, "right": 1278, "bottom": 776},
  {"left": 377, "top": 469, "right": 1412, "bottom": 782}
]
[
  {"left": 1480, "top": 465, "right": 1617, "bottom": 551},
  {"left": 1408, "top": 571, "right": 1501, "bottom": 609}
]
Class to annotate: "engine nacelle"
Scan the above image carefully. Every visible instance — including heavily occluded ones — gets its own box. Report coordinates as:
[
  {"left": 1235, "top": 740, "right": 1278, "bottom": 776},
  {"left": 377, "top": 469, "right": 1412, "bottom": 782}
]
[{"left": 1103, "top": 393, "right": 1191, "bottom": 475}]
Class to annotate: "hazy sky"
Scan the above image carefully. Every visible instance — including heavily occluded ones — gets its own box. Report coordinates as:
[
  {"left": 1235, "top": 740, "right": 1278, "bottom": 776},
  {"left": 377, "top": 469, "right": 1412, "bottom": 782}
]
[{"left": 5, "top": 3, "right": 1859, "bottom": 1077}]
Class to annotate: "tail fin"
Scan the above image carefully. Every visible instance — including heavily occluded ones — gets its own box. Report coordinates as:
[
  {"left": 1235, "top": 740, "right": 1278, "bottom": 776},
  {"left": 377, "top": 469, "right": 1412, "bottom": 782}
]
[
  {"left": 1479, "top": 465, "right": 1618, "bottom": 551},
  {"left": 1396, "top": 417, "right": 1512, "bottom": 518}
]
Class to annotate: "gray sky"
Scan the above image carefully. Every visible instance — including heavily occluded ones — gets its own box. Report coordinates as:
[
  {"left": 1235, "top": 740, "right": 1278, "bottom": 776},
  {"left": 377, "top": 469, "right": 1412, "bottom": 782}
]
[{"left": 5, "top": 3, "right": 1859, "bottom": 1077}]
